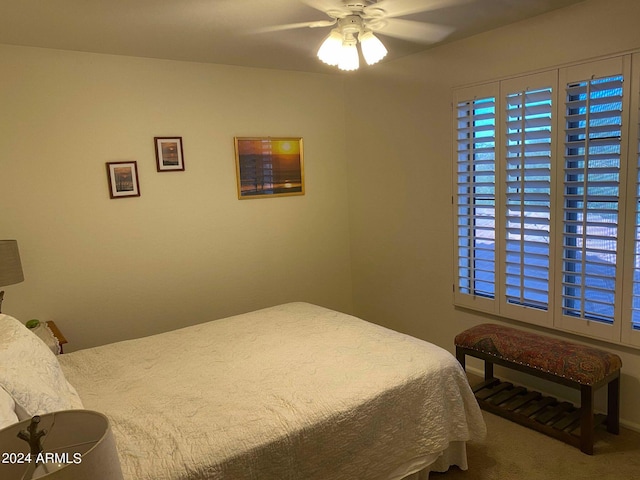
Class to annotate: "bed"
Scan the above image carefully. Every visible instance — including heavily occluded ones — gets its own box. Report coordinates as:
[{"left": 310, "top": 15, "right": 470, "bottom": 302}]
[{"left": 0, "top": 302, "right": 486, "bottom": 479}]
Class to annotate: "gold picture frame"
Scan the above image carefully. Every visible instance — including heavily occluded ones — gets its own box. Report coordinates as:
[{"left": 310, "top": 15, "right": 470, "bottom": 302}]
[{"left": 234, "top": 137, "right": 304, "bottom": 199}]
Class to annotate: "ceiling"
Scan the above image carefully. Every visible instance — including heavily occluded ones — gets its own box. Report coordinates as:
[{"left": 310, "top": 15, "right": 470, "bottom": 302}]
[{"left": 0, "top": 0, "right": 587, "bottom": 74}]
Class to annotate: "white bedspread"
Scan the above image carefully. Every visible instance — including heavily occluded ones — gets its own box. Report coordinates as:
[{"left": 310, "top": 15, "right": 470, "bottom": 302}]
[{"left": 59, "top": 303, "right": 485, "bottom": 480}]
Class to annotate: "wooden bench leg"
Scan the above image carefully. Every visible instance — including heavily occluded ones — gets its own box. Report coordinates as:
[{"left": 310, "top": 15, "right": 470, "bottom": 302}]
[
  {"left": 580, "top": 385, "right": 595, "bottom": 455},
  {"left": 484, "top": 361, "right": 494, "bottom": 381},
  {"left": 455, "top": 347, "right": 494, "bottom": 382},
  {"left": 455, "top": 347, "right": 465, "bottom": 370},
  {"left": 607, "top": 375, "right": 620, "bottom": 435}
]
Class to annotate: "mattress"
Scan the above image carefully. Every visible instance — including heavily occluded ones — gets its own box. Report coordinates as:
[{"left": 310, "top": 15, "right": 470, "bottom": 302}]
[{"left": 59, "top": 302, "right": 486, "bottom": 479}]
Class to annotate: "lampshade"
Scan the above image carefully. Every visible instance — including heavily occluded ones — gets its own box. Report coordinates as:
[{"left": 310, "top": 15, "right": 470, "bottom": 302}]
[
  {"left": 0, "top": 410, "right": 124, "bottom": 480},
  {"left": 0, "top": 240, "right": 24, "bottom": 287},
  {"left": 359, "top": 30, "right": 388, "bottom": 65},
  {"left": 317, "top": 29, "right": 343, "bottom": 66},
  {"left": 338, "top": 37, "right": 359, "bottom": 71},
  {"left": 317, "top": 25, "right": 388, "bottom": 71}
]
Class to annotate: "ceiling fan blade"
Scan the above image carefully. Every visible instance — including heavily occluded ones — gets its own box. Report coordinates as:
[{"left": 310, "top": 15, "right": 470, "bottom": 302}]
[
  {"left": 300, "top": 0, "right": 351, "bottom": 16},
  {"left": 373, "top": 18, "right": 454, "bottom": 43},
  {"left": 366, "top": 0, "right": 474, "bottom": 18},
  {"left": 251, "top": 20, "right": 336, "bottom": 34}
]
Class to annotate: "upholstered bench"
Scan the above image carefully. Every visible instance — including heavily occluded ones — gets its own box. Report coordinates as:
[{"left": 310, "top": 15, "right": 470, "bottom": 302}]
[{"left": 455, "top": 324, "right": 622, "bottom": 454}]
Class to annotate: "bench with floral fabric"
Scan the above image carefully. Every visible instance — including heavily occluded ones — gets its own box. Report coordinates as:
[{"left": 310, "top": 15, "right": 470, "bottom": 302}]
[{"left": 455, "top": 323, "right": 622, "bottom": 454}]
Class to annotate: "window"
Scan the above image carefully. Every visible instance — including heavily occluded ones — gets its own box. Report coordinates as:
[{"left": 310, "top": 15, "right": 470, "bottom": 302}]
[
  {"left": 453, "top": 55, "right": 640, "bottom": 348},
  {"left": 456, "top": 98, "right": 496, "bottom": 297},
  {"left": 503, "top": 79, "right": 553, "bottom": 320},
  {"left": 632, "top": 84, "right": 640, "bottom": 331},
  {"left": 561, "top": 75, "right": 623, "bottom": 325},
  {"left": 622, "top": 52, "right": 640, "bottom": 347},
  {"left": 454, "top": 84, "right": 498, "bottom": 314}
]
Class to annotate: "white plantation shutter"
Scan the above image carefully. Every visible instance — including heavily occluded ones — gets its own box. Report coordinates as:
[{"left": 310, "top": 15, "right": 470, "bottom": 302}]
[
  {"left": 452, "top": 54, "right": 640, "bottom": 347},
  {"left": 503, "top": 85, "right": 553, "bottom": 315},
  {"left": 624, "top": 52, "right": 640, "bottom": 346},
  {"left": 632, "top": 136, "right": 640, "bottom": 330},
  {"left": 557, "top": 57, "right": 629, "bottom": 341},
  {"left": 454, "top": 86, "right": 498, "bottom": 312}
]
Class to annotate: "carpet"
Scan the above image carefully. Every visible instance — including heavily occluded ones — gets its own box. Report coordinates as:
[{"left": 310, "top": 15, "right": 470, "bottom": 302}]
[{"left": 431, "top": 411, "right": 640, "bottom": 479}]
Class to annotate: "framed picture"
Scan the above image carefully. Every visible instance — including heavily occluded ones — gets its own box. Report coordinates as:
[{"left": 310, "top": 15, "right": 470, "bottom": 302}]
[
  {"left": 234, "top": 137, "right": 304, "bottom": 199},
  {"left": 106, "top": 161, "right": 140, "bottom": 198},
  {"left": 155, "top": 137, "right": 184, "bottom": 172}
]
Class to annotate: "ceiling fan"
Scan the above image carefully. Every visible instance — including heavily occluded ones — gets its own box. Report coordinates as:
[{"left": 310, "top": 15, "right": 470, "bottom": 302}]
[{"left": 256, "top": 0, "right": 472, "bottom": 71}]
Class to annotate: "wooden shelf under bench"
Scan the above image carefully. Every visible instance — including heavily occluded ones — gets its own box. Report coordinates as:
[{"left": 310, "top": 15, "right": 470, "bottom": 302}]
[{"left": 471, "top": 377, "right": 609, "bottom": 451}]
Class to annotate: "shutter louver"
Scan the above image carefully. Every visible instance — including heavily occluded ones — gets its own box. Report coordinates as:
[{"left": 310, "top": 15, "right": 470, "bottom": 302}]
[
  {"left": 456, "top": 97, "right": 496, "bottom": 298},
  {"left": 562, "top": 75, "right": 623, "bottom": 325},
  {"left": 505, "top": 87, "right": 553, "bottom": 311}
]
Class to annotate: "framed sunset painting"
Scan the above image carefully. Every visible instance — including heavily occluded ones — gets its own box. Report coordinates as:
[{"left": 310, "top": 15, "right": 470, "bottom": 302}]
[
  {"left": 154, "top": 137, "right": 185, "bottom": 172},
  {"left": 106, "top": 161, "right": 140, "bottom": 199},
  {"left": 234, "top": 137, "right": 304, "bottom": 199}
]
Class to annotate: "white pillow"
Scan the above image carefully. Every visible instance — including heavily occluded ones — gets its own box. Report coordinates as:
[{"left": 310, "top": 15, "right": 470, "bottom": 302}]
[
  {"left": 0, "top": 314, "right": 83, "bottom": 419},
  {"left": 0, "top": 386, "right": 19, "bottom": 429}
]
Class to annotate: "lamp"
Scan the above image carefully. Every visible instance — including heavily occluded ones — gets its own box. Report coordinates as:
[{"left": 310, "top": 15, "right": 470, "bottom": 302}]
[
  {"left": 359, "top": 30, "right": 388, "bottom": 65},
  {"left": 316, "top": 15, "right": 388, "bottom": 71},
  {"left": 317, "top": 29, "right": 342, "bottom": 66},
  {"left": 0, "top": 410, "right": 124, "bottom": 480},
  {"left": 0, "top": 239, "right": 24, "bottom": 313},
  {"left": 338, "top": 34, "right": 359, "bottom": 71}
]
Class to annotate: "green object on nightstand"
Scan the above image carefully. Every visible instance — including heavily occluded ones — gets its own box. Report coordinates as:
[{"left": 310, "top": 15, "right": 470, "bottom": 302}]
[{"left": 26, "top": 319, "right": 41, "bottom": 329}]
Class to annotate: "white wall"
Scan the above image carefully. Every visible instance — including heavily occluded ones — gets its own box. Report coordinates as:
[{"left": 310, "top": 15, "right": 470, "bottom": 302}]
[
  {"left": 345, "top": 0, "right": 640, "bottom": 429},
  {"left": 0, "top": 45, "right": 353, "bottom": 349}
]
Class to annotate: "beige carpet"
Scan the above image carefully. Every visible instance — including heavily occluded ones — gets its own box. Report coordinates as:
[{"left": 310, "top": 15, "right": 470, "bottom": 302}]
[{"left": 432, "top": 410, "right": 640, "bottom": 480}]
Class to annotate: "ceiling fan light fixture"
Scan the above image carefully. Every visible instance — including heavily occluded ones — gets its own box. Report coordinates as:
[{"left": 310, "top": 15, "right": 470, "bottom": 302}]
[
  {"left": 338, "top": 38, "right": 359, "bottom": 71},
  {"left": 359, "top": 30, "right": 387, "bottom": 65},
  {"left": 317, "top": 29, "right": 343, "bottom": 66}
]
